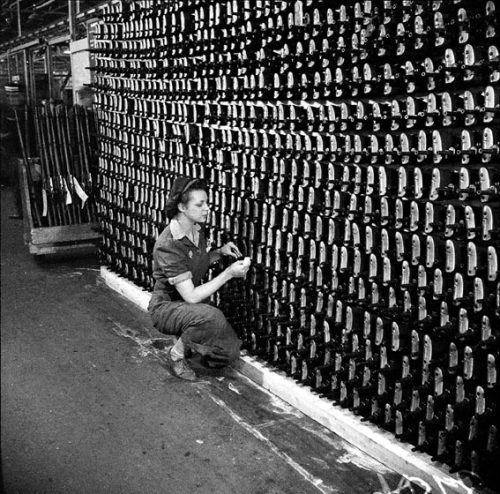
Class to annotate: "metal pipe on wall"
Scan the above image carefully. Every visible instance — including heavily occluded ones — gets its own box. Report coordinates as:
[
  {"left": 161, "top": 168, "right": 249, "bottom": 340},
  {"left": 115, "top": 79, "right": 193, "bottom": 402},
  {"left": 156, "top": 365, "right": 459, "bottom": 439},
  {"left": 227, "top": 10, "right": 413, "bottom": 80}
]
[
  {"left": 16, "top": 0, "right": 21, "bottom": 37},
  {"left": 68, "top": 0, "right": 75, "bottom": 41}
]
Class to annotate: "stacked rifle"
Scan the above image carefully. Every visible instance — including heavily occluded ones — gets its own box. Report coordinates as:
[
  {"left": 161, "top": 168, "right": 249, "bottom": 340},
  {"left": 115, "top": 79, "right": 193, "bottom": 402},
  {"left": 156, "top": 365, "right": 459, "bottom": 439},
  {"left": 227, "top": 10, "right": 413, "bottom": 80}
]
[{"left": 25, "top": 104, "right": 98, "bottom": 227}]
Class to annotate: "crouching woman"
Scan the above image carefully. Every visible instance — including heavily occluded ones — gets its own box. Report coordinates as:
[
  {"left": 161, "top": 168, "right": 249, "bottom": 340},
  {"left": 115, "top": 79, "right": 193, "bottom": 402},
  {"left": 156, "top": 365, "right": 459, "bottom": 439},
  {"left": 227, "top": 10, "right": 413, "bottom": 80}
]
[{"left": 148, "top": 176, "right": 250, "bottom": 380}]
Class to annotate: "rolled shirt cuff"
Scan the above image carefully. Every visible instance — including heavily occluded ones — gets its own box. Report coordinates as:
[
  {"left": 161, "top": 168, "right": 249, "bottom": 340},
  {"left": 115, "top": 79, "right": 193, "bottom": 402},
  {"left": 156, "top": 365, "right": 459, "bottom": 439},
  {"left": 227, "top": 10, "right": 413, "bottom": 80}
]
[{"left": 167, "top": 271, "right": 193, "bottom": 285}]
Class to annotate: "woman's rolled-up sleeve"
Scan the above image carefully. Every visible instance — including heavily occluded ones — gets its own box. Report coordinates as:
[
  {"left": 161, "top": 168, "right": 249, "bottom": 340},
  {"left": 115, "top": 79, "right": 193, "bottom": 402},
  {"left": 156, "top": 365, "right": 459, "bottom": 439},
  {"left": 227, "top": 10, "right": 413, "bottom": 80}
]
[{"left": 154, "top": 240, "right": 193, "bottom": 285}]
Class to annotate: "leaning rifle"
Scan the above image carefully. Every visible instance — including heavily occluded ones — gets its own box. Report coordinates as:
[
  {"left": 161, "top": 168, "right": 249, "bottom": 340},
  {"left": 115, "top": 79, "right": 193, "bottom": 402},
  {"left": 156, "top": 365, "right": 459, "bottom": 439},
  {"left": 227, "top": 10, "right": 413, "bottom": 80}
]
[
  {"left": 46, "top": 104, "right": 72, "bottom": 224},
  {"left": 33, "top": 106, "right": 55, "bottom": 226},
  {"left": 13, "top": 107, "right": 42, "bottom": 227},
  {"left": 75, "top": 105, "right": 95, "bottom": 220},
  {"left": 57, "top": 105, "right": 81, "bottom": 224}
]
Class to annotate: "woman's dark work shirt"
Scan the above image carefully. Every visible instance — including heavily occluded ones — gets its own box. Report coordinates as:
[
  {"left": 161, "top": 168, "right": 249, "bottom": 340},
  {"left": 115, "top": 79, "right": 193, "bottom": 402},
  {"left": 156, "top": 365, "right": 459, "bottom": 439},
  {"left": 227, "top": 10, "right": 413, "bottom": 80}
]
[{"left": 151, "top": 220, "right": 214, "bottom": 304}]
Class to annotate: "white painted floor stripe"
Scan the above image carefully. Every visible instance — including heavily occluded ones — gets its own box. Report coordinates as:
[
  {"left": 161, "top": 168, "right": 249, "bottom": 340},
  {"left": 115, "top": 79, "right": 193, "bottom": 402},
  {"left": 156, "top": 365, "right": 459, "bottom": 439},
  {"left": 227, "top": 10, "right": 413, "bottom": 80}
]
[{"left": 203, "top": 391, "right": 338, "bottom": 494}]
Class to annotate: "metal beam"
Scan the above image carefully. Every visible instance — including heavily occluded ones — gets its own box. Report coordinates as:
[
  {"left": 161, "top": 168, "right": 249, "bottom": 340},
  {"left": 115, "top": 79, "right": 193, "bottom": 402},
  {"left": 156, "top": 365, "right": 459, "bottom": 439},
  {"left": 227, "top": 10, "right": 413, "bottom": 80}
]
[
  {"left": 33, "top": 0, "right": 57, "bottom": 10},
  {"left": 46, "top": 40, "right": 52, "bottom": 99},
  {"left": 68, "top": 0, "right": 75, "bottom": 41},
  {"left": 48, "top": 34, "right": 70, "bottom": 45},
  {"left": 1, "top": 0, "right": 120, "bottom": 54},
  {"left": 16, "top": 0, "right": 21, "bottom": 37},
  {"left": 0, "top": 38, "right": 39, "bottom": 58}
]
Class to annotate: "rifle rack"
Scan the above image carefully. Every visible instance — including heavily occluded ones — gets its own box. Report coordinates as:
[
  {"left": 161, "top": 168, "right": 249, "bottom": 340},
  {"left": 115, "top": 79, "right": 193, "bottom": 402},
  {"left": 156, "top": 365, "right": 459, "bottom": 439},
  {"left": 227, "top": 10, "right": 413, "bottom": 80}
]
[{"left": 18, "top": 159, "right": 100, "bottom": 256}]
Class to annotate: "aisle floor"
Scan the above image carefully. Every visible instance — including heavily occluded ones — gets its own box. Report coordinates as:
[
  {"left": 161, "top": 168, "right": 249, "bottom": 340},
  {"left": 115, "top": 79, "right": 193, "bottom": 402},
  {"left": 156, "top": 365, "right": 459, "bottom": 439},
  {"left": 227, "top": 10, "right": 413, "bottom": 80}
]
[{"left": 2, "top": 185, "right": 411, "bottom": 494}]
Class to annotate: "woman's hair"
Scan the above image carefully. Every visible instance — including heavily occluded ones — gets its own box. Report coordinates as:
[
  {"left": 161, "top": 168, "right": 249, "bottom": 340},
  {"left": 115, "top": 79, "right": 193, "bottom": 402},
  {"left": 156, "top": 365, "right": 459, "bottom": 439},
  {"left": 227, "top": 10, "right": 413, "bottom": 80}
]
[{"left": 165, "top": 179, "right": 207, "bottom": 220}]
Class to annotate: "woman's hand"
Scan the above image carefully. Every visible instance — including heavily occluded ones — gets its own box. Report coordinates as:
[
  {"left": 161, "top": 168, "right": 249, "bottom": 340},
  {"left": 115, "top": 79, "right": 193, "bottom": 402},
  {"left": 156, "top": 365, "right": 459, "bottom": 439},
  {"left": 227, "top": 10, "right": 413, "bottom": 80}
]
[
  {"left": 175, "top": 257, "right": 250, "bottom": 304},
  {"left": 219, "top": 242, "right": 242, "bottom": 259},
  {"left": 226, "top": 259, "right": 250, "bottom": 278}
]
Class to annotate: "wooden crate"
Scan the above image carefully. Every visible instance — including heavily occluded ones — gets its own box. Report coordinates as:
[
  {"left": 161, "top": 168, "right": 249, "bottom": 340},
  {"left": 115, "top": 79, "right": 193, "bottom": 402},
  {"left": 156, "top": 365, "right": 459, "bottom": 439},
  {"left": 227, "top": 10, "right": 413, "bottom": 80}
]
[{"left": 18, "top": 159, "right": 100, "bottom": 256}]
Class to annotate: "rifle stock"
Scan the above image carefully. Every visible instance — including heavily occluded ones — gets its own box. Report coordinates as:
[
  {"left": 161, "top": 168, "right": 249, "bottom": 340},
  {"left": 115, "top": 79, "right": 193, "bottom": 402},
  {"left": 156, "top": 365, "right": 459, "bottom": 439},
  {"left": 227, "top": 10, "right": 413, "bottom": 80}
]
[
  {"left": 33, "top": 106, "right": 55, "bottom": 226},
  {"left": 14, "top": 108, "right": 42, "bottom": 227}
]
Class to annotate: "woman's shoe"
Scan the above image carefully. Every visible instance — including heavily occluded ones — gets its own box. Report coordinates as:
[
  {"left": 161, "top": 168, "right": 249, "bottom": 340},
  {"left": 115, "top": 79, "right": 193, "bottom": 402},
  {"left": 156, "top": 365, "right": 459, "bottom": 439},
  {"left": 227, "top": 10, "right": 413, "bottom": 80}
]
[{"left": 165, "top": 347, "right": 197, "bottom": 381}]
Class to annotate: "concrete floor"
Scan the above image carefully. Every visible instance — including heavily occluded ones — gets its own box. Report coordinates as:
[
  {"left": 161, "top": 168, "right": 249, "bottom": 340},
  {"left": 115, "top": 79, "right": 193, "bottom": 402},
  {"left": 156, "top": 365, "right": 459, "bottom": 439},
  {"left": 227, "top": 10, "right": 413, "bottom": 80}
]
[{"left": 1, "top": 185, "right": 409, "bottom": 494}]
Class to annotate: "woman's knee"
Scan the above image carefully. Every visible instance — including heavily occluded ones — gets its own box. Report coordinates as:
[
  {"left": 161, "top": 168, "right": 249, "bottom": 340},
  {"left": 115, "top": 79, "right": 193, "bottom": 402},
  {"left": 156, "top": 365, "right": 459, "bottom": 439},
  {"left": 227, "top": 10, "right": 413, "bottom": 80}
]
[
  {"left": 148, "top": 301, "right": 185, "bottom": 335},
  {"left": 191, "top": 304, "right": 228, "bottom": 326}
]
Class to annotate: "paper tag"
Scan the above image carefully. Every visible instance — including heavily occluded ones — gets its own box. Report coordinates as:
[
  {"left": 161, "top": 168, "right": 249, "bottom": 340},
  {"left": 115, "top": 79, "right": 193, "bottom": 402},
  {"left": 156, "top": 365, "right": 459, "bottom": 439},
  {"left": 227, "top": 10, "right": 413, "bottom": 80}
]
[
  {"left": 73, "top": 176, "right": 89, "bottom": 207},
  {"left": 62, "top": 178, "right": 72, "bottom": 205},
  {"left": 42, "top": 188, "right": 48, "bottom": 217}
]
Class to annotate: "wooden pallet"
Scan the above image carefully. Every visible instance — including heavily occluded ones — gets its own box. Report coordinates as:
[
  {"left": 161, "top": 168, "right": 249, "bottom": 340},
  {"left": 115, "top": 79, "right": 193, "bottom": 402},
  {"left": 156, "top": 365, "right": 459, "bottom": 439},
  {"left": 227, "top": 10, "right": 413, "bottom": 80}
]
[{"left": 18, "top": 159, "right": 100, "bottom": 256}]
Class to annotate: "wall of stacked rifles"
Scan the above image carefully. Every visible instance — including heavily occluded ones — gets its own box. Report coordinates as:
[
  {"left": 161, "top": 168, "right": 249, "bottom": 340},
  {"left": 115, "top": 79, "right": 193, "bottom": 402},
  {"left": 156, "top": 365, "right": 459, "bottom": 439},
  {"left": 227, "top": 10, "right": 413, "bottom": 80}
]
[{"left": 91, "top": 0, "right": 499, "bottom": 488}]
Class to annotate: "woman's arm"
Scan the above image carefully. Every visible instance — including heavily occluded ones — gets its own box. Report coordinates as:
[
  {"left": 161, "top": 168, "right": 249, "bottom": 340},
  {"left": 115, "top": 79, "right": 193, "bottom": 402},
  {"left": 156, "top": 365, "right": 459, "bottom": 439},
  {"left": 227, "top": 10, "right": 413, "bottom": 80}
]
[
  {"left": 175, "top": 260, "right": 249, "bottom": 304},
  {"left": 209, "top": 242, "right": 242, "bottom": 265}
]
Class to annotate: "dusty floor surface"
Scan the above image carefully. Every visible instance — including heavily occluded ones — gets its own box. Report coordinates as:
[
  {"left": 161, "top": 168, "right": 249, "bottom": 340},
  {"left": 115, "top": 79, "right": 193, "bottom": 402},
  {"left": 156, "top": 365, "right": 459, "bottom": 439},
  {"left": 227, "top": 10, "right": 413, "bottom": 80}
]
[{"left": 2, "top": 185, "right": 417, "bottom": 494}]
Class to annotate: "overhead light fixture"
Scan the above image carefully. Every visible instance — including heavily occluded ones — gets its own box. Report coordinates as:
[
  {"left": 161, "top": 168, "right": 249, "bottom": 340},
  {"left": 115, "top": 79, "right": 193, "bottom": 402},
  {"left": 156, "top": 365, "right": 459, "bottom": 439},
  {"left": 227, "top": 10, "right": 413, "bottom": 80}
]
[{"left": 28, "top": 5, "right": 40, "bottom": 21}]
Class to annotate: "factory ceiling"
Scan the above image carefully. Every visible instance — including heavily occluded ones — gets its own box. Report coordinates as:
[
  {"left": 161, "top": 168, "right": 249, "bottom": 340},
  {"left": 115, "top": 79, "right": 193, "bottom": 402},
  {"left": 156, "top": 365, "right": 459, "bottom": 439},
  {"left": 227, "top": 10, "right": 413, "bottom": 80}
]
[{"left": 0, "top": 0, "right": 106, "bottom": 48}]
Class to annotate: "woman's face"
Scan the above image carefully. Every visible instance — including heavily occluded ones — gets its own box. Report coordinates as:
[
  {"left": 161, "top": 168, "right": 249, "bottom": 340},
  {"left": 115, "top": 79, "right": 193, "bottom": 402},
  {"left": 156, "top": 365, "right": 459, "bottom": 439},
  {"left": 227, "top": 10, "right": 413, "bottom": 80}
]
[{"left": 179, "top": 189, "right": 210, "bottom": 224}]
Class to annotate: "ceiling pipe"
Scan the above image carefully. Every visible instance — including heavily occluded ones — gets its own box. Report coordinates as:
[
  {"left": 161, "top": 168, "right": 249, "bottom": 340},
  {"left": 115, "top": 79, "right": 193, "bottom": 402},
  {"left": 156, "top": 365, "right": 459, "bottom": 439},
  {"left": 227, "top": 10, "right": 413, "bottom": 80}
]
[
  {"left": 16, "top": 0, "right": 20, "bottom": 36},
  {"left": 1, "top": 0, "right": 121, "bottom": 55},
  {"left": 68, "top": 0, "right": 74, "bottom": 41},
  {"left": 31, "top": 0, "right": 58, "bottom": 11}
]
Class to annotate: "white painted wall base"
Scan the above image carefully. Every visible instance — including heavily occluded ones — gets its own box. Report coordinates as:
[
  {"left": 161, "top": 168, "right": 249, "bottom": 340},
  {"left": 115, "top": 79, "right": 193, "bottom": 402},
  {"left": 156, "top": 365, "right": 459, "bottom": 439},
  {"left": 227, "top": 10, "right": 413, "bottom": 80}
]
[
  {"left": 100, "top": 266, "right": 151, "bottom": 312},
  {"left": 100, "top": 266, "right": 475, "bottom": 494}
]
